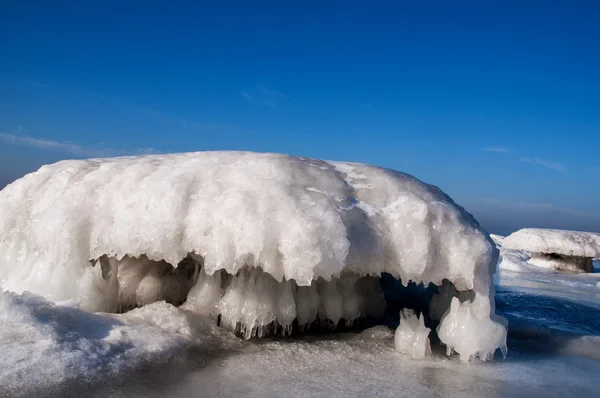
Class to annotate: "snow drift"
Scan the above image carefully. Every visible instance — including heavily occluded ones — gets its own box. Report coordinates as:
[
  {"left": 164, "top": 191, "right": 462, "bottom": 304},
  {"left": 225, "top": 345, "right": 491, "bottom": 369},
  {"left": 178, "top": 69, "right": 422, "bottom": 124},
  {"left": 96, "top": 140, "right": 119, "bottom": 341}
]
[{"left": 0, "top": 151, "right": 506, "bottom": 360}]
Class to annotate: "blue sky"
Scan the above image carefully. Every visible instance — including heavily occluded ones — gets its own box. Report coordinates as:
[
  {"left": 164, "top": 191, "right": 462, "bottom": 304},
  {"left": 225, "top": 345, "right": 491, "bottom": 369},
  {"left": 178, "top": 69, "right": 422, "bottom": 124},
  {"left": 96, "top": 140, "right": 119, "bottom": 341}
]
[{"left": 1, "top": 1, "right": 600, "bottom": 235}]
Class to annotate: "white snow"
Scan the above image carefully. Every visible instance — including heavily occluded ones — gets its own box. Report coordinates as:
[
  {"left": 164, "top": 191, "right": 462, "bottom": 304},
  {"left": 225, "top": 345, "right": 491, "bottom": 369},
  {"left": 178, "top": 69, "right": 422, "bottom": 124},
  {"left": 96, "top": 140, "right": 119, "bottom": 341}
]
[
  {"left": 0, "top": 151, "right": 505, "bottom": 360},
  {"left": 394, "top": 309, "right": 431, "bottom": 359},
  {"left": 0, "top": 289, "right": 236, "bottom": 397},
  {"left": 503, "top": 228, "right": 600, "bottom": 258}
]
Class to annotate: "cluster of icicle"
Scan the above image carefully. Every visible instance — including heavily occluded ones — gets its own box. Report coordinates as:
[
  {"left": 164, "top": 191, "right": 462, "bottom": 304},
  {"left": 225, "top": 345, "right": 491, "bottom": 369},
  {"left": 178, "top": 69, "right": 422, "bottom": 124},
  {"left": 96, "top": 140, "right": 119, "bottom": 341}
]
[{"left": 184, "top": 267, "right": 386, "bottom": 339}]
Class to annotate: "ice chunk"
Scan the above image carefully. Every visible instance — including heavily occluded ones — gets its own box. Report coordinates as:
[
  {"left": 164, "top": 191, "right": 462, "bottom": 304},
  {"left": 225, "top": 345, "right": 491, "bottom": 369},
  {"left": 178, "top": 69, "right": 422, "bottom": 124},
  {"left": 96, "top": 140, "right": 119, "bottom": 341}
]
[
  {"left": 0, "top": 151, "right": 505, "bottom": 357},
  {"left": 394, "top": 309, "right": 431, "bottom": 359},
  {"left": 437, "top": 297, "right": 507, "bottom": 361}
]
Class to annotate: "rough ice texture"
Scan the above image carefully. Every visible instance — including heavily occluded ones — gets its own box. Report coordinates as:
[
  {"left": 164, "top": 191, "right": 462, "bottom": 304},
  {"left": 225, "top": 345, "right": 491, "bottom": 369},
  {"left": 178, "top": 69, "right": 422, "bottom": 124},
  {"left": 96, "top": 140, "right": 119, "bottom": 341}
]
[
  {"left": 0, "top": 151, "right": 505, "bottom": 359},
  {"left": 503, "top": 228, "right": 600, "bottom": 258},
  {"left": 394, "top": 309, "right": 431, "bottom": 359}
]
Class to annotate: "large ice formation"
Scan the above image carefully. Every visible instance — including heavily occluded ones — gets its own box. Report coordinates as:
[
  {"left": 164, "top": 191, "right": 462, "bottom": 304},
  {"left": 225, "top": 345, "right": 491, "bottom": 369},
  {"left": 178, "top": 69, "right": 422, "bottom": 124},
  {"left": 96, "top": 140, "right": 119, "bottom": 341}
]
[
  {"left": 503, "top": 229, "right": 600, "bottom": 273},
  {"left": 0, "top": 151, "right": 506, "bottom": 360}
]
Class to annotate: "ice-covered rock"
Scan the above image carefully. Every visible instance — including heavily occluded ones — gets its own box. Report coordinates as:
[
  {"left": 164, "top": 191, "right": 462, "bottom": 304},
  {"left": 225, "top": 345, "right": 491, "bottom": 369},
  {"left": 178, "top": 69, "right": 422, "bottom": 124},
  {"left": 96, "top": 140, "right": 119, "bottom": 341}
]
[
  {"left": 394, "top": 309, "right": 431, "bottom": 359},
  {"left": 503, "top": 229, "right": 600, "bottom": 273},
  {"left": 0, "top": 151, "right": 506, "bottom": 359}
]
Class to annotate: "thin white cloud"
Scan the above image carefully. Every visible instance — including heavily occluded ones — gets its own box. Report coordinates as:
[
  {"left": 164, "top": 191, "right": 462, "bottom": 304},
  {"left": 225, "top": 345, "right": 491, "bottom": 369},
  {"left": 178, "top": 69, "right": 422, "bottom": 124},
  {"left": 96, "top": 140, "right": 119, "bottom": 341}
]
[
  {"left": 242, "top": 85, "right": 285, "bottom": 108},
  {"left": 483, "top": 144, "right": 567, "bottom": 172},
  {"left": 14, "top": 77, "right": 216, "bottom": 133},
  {"left": 520, "top": 156, "right": 566, "bottom": 172},
  {"left": 477, "top": 198, "right": 598, "bottom": 218},
  {"left": 240, "top": 91, "right": 255, "bottom": 103},
  {"left": 0, "top": 131, "right": 158, "bottom": 158},
  {"left": 18, "top": 79, "right": 51, "bottom": 88},
  {"left": 483, "top": 146, "right": 511, "bottom": 153}
]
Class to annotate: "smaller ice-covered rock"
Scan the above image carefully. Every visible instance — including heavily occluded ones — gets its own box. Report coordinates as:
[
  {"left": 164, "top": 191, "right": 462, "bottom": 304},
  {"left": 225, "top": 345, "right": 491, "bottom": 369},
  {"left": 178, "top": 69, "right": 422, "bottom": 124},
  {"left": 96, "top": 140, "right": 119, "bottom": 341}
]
[
  {"left": 503, "top": 229, "right": 600, "bottom": 257},
  {"left": 394, "top": 309, "right": 431, "bottom": 359},
  {"left": 503, "top": 229, "right": 600, "bottom": 273}
]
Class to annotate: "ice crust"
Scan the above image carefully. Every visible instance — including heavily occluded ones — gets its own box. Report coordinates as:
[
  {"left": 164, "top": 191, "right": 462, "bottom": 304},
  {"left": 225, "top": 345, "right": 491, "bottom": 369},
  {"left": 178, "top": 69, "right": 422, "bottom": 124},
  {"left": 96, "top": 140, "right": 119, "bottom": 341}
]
[
  {"left": 503, "top": 228, "right": 600, "bottom": 258},
  {"left": 0, "top": 151, "right": 505, "bottom": 359}
]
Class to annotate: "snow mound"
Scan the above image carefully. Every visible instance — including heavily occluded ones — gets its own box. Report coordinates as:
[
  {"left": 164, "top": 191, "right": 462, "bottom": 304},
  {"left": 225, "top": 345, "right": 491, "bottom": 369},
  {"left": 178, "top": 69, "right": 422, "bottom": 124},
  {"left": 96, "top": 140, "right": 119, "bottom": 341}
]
[
  {"left": 496, "top": 248, "right": 545, "bottom": 273},
  {"left": 0, "top": 151, "right": 505, "bottom": 359},
  {"left": 0, "top": 289, "right": 232, "bottom": 397},
  {"left": 503, "top": 228, "right": 600, "bottom": 258}
]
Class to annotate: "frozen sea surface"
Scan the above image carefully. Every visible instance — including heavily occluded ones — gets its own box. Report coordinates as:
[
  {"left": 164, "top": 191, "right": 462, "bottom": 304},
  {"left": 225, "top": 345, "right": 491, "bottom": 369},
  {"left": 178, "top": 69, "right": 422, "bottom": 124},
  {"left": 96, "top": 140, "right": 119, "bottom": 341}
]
[{"left": 13, "top": 264, "right": 596, "bottom": 398}]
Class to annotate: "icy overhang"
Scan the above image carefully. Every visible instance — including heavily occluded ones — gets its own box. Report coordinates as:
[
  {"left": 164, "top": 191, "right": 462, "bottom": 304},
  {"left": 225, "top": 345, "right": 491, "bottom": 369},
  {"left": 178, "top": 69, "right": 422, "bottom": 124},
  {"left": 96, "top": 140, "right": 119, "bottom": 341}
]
[{"left": 0, "top": 151, "right": 506, "bottom": 360}]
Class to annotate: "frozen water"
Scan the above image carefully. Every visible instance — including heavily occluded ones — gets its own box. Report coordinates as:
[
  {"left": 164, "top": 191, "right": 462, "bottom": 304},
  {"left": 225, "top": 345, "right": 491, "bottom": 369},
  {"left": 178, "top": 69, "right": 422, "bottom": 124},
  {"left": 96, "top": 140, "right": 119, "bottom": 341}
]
[{"left": 0, "top": 151, "right": 505, "bottom": 358}]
